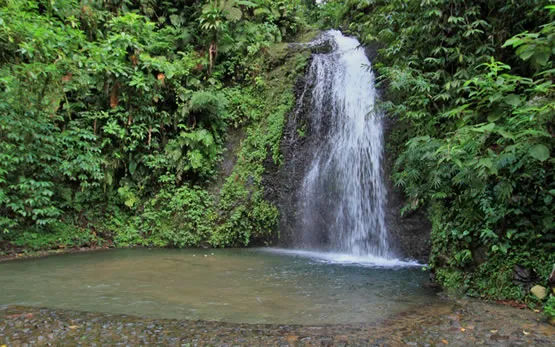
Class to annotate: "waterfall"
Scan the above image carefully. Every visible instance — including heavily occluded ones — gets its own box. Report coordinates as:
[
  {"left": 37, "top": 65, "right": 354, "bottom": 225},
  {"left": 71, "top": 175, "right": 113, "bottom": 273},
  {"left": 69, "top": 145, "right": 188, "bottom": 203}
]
[{"left": 295, "top": 30, "right": 392, "bottom": 259}]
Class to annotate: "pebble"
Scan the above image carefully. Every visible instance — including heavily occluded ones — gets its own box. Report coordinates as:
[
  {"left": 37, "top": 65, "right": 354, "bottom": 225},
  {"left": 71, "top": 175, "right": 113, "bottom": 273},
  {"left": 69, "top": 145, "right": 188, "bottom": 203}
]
[{"left": 0, "top": 301, "right": 553, "bottom": 346}]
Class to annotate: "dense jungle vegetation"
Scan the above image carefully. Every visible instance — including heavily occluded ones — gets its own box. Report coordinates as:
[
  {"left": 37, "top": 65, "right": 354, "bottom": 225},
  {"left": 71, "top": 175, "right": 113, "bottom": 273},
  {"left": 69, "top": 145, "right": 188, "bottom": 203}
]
[
  {"left": 318, "top": 0, "right": 554, "bottom": 310},
  {"left": 1, "top": 0, "right": 553, "bottom": 315},
  {"left": 0, "top": 0, "right": 315, "bottom": 250}
]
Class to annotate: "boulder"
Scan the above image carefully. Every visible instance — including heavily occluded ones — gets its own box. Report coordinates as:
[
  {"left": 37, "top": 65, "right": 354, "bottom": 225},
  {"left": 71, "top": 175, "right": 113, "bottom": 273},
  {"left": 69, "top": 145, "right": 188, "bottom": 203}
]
[
  {"left": 512, "top": 264, "right": 538, "bottom": 291},
  {"left": 530, "top": 285, "right": 548, "bottom": 300}
]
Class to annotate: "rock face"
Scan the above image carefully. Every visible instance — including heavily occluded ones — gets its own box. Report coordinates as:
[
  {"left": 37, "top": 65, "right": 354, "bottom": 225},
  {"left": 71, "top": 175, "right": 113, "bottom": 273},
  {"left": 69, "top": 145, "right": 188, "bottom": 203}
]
[
  {"left": 512, "top": 264, "right": 538, "bottom": 291},
  {"left": 382, "top": 117, "right": 432, "bottom": 262},
  {"left": 264, "top": 35, "right": 431, "bottom": 262},
  {"left": 262, "top": 34, "right": 334, "bottom": 248},
  {"left": 264, "top": 65, "right": 319, "bottom": 247}
]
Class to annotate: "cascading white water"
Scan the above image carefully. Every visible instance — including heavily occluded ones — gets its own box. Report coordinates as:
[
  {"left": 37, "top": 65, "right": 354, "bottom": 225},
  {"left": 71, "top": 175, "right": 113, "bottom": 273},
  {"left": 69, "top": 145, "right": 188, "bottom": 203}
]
[{"left": 297, "top": 30, "right": 392, "bottom": 259}]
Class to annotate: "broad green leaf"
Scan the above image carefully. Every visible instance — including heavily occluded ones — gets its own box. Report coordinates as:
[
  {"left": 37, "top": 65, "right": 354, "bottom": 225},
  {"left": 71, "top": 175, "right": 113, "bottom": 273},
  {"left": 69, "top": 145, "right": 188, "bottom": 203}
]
[
  {"left": 504, "top": 94, "right": 521, "bottom": 107},
  {"left": 472, "top": 123, "right": 495, "bottom": 133},
  {"left": 517, "top": 47, "right": 535, "bottom": 60},
  {"left": 235, "top": 0, "right": 257, "bottom": 7},
  {"left": 529, "top": 144, "right": 550, "bottom": 162},
  {"left": 503, "top": 36, "right": 523, "bottom": 48},
  {"left": 533, "top": 49, "right": 550, "bottom": 66},
  {"left": 129, "top": 161, "right": 137, "bottom": 175},
  {"left": 487, "top": 113, "right": 502, "bottom": 122}
]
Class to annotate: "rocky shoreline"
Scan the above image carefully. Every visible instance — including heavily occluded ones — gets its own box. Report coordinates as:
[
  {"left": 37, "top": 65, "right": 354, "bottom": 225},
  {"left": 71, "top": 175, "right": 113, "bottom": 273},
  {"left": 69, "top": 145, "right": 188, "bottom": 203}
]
[{"left": 1, "top": 299, "right": 553, "bottom": 346}]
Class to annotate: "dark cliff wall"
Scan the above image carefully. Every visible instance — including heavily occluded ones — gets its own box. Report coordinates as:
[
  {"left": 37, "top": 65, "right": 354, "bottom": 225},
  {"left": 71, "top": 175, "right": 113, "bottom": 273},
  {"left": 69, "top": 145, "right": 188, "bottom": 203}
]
[
  {"left": 382, "top": 117, "right": 432, "bottom": 263},
  {"left": 263, "top": 62, "right": 318, "bottom": 247}
]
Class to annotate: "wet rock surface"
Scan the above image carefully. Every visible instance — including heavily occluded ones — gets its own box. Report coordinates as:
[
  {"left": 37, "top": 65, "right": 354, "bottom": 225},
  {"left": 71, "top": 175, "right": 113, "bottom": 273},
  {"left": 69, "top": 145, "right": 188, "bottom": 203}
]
[
  {"left": 1, "top": 299, "right": 553, "bottom": 346},
  {"left": 382, "top": 116, "right": 432, "bottom": 263},
  {"left": 264, "top": 52, "right": 318, "bottom": 247}
]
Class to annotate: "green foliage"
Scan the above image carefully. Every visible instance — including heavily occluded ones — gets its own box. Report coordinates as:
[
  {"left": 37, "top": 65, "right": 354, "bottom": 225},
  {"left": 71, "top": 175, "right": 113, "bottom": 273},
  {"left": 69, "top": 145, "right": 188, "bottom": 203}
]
[
  {"left": 165, "top": 128, "right": 220, "bottom": 180},
  {"left": 111, "top": 185, "right": 217, "bottom": 248},
  {"left": 198, "top": 0, "right": 309, "bottom": 73},
  {"left": 212, "top": 50, "right": 309, "bottom": 246},
  {"left": 545, "top": 295, "right": 555, "bottom": 321},
  {"left": 10, "top": 222, "right": 103, "bottom": 251},
  {"left": 324, "top": 0, "right": 555, "bottom": 302},
  {"left": 434, "top": 268, "right": 465, "bottom": 296},
  {"left": 0, "top": 0, "right": 312, "bottom": 250}
]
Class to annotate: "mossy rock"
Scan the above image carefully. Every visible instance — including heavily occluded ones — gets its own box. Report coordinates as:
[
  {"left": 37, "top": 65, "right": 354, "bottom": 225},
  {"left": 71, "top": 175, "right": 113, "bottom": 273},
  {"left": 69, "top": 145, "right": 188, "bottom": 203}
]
[{"left": 531, "top": 285, "right": 548, "bottom": 300}]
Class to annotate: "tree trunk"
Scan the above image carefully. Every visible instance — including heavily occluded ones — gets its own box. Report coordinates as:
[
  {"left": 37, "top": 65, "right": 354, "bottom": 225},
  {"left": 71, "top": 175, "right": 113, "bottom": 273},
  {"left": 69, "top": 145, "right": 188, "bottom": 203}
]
[{"left": 209, "top": 40, "right": 217, "bottom": 75}]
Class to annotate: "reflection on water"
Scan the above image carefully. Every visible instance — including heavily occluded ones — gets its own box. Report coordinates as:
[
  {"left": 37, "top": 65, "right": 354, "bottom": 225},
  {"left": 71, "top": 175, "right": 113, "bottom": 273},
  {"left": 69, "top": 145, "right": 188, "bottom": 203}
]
[{"left": 0, "top": 248, "right": 437, "bottom": 324}]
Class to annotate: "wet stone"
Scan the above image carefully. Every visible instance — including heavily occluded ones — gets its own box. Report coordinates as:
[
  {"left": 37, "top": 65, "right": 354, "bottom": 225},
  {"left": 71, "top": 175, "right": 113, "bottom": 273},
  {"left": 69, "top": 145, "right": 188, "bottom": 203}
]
[{"left": 0, "top": 301, "right": 554, "bottom": 346}]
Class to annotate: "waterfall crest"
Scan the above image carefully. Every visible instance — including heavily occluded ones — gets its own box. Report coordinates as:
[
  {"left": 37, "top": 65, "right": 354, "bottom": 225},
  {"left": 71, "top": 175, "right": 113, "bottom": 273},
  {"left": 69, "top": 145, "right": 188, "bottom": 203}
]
[{"left": 295, "top": 30, "right": 392, "bottom": 259}]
